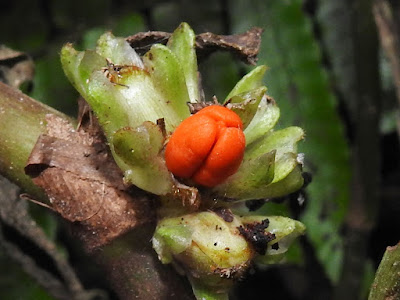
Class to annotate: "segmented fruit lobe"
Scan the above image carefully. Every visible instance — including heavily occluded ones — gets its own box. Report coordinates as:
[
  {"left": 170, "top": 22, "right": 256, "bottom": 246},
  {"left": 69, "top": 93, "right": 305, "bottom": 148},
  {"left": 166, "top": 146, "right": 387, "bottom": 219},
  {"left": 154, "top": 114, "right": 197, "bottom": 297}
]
[{"left": 165, "top": 105, "right": 245, "bottom": 187}]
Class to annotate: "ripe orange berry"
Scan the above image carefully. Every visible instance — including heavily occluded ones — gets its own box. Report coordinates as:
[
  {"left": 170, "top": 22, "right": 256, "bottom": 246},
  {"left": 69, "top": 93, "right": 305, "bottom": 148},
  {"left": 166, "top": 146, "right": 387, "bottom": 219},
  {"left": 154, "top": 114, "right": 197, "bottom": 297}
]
[{"left": 165, "top": 105, "right": 245, "bottom": 187}]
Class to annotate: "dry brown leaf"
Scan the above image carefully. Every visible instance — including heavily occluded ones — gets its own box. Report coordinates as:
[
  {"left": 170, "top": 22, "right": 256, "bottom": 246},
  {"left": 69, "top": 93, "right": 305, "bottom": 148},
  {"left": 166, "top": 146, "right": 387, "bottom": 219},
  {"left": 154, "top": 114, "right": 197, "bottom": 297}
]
[{"left": 25, "top": 114, "right": 154, "bottom": 251}]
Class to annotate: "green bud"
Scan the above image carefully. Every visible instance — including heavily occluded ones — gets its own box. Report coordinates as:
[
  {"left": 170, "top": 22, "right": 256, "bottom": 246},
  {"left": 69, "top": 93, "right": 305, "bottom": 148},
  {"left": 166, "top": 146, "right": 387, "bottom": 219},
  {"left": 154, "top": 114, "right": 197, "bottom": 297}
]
[{"left": 153, "top": 212, "right": 253, "bottom": 298}]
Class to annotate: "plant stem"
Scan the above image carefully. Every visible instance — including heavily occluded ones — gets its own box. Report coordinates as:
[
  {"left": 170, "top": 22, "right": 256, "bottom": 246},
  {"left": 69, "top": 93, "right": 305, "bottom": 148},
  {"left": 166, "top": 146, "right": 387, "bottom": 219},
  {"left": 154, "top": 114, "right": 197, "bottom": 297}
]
[
  {"left": 0, "top": 81, "right": 72, "bottom": 199},
  {"left": 97, "top": 226, "right": 194, "bottom": 300},
  {"left": 368, "top": 242, "right": 400, "bottom": 299}
]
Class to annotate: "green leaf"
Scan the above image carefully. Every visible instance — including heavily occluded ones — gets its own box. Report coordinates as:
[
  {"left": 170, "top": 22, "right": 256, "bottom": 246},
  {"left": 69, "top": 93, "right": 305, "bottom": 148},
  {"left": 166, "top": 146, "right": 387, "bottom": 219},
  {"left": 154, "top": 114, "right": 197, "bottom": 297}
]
[
  {"left": 111, "top": 122, "right": 173, "bottom": 195},
  {"left": 264, "top": 165, "right": 304, "bottom": 198},
  {"left": 167, "top": 22, "right": 200, "bottom": 103},
  {"left": 192, "top": 212, "right": 251, "bottom": 267},
  {"left": 224, "top": 65, "right": 267, "bottom": 101}
]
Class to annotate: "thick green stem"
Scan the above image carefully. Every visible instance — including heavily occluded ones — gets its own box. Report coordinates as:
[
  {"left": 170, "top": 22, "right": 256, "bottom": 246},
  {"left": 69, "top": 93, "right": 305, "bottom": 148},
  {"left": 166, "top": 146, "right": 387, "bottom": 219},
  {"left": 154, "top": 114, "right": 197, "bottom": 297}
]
[
  {"left": 0, "top": 82, "right": 72, "bottom": 198},
  {"left": 368, "top": 243, "right": 400, "bottom": 299}
]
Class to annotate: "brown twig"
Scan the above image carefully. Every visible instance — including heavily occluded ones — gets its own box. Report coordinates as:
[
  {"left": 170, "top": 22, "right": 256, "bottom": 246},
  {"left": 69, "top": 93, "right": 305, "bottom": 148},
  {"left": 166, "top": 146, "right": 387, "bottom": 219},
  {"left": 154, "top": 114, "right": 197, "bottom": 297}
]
[{"left": 126, "top": 27, "right": 264, "bottom": 65}]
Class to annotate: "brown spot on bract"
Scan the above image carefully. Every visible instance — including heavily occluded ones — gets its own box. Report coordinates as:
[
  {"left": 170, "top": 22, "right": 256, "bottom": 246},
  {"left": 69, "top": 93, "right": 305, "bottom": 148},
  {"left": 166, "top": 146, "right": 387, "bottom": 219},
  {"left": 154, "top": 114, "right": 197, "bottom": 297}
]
[{"left": 238, "top": 219, "right": 275, "bottom": 255}]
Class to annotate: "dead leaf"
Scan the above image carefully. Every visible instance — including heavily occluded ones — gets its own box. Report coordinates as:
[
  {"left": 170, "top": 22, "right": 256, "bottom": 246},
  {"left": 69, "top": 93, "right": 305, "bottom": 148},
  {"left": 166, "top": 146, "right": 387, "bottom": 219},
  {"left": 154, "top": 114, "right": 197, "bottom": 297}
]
[
  {"left": 126, "top": 27, "right": 263, "bottom": 65},
  {"left": 25, "top": 114, "right": 155, "bottom": 251}
]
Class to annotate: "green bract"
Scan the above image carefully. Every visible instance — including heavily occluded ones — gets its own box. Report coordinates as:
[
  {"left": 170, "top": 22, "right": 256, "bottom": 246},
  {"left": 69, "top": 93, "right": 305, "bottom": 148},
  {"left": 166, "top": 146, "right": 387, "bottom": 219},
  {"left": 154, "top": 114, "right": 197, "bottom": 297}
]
[
  {"left": 153, "top": 212, "right": 305, "bottom": 299},
  {"left": 153, "top": 212, "right": 252, "bottom": 298},
  {"left": 61, "top": 22, "right": 307, "bottom": 300}
]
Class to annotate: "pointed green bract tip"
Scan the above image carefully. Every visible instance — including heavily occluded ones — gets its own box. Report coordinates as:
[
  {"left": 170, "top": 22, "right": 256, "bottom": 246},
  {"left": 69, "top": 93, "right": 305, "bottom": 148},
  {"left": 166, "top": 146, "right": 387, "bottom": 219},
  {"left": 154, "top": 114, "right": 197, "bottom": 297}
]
[
  {"left": 167, "top": 22, "right": 199, "bottom": 103},
  {"left": 96, "top": 31, "right": 144, "bottom": 67},
  {"left": 225, "top": 65, "right": 268, "bottom": 101}
]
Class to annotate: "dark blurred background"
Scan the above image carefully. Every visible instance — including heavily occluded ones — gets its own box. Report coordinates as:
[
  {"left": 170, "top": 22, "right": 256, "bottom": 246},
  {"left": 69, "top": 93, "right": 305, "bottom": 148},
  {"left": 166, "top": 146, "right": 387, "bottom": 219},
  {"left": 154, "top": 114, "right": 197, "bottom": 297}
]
[{"left": 0, "top": 0, "right": 399, "bottom": 299}]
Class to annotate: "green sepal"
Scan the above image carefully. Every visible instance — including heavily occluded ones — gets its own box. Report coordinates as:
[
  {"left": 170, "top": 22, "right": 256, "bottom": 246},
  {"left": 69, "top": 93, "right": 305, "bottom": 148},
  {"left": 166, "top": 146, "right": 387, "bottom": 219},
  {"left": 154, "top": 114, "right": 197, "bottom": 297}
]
[
  {"left": 227, "top": 86, "right": 267, "bottom": 129},
  {"left": 111, "top": 121, "right": 173, "bottom": 195},
  {"left": 60, "top": 44, "right": 90, "bottom": 97},
  {"left": 245, "top": 126, "right": 304, "bottom": 159},
  {"left": 224, "top": 65, "right": 268, "bottom": 101},
  {"left": 246, "top": 165, "right": 303, "bottom": 200},
  {"left": 245, "top": 126, "right": 304, "bottom": 188},
  {"left": 213, "top": 150, "right": 276, "bottom": 200},
  {"left": 215, "top": 126, "right": 304, "bottom": 201},
  {"left": 243, "top": 96, "right": 280, "bottom": 145},
  {"left": 167, "top": 22, "right": 200, "bottom": 103}
]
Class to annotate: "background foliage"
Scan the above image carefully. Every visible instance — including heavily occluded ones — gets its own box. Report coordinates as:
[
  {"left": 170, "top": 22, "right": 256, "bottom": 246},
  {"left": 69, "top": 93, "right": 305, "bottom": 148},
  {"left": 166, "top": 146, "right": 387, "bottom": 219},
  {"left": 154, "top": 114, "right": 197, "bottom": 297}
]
[{"left": 0, "top": 0, "right": 399, "bottom": 299}]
